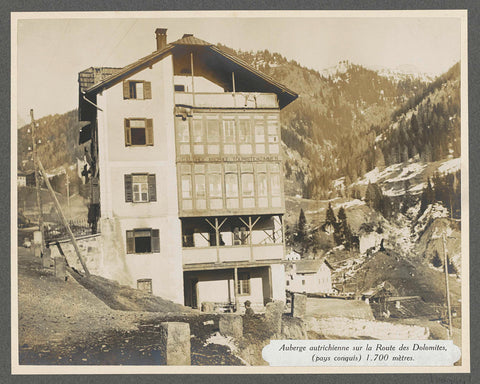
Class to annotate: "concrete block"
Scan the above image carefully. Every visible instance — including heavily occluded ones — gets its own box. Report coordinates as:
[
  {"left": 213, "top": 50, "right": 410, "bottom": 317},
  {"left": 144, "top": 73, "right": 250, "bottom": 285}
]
[
  {"left": 292, "top": 293, "right": 307, "bottom": 319},
  {"left": 54, "top": 257, "right": 67, "bottom": 280},
  {"left": 219, "top": 314, "right": 243, "bottom": 339},
  {"left": 201, "top": 302, "right": 215, "bottom": 313},
  {"left": 159, "top": 322, "right": 191, "bottom": 365},
  {"left": 265, "top": 300, "right": 284, "bottom": 336},
  {"left": 42, "top": 254, "right": 51, "bottom": 268}
]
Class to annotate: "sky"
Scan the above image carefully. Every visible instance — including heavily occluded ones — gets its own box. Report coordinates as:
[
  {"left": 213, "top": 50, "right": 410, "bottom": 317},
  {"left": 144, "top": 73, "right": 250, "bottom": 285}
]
[{"left": 14, "top": 12, "right": 463, "bottom": 125}]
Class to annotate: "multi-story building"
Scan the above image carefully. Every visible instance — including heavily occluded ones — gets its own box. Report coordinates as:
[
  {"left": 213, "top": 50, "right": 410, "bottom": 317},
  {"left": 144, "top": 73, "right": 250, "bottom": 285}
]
[{"left": 77, "top": 29, "right": 297, "bottom": 309}]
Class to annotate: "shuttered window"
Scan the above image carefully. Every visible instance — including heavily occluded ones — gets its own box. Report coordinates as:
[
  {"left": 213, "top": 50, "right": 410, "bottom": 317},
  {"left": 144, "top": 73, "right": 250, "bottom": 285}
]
[
  {"left": 124, "top": 118, "right": 153, "bottom": 146},
  {"left": 124, "top": 173, "right": 156, "bottom": 202},
  {"left": 123, "top": 80, "right": 152, "bottom": 100},
  {"left": 126, "top": 228, "right": 160, "bottom": 254}
]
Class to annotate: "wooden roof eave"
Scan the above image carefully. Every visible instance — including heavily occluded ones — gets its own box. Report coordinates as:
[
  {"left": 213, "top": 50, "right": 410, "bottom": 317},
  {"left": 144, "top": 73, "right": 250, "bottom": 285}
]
[
  {"left": 83, "top": 45, "right": 174, "bottom": 95},
  {"left": 81, "top": 42, "right": 298, "bottom": 109},
  {"left": 208, "top": 45, "right": 298, "bottom": 107}
]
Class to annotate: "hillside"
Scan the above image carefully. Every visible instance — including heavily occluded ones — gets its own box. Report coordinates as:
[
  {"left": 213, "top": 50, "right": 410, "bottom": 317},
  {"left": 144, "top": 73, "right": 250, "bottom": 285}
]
[{"left": 218, "top": 45, "right": 433, "bottom": 198}]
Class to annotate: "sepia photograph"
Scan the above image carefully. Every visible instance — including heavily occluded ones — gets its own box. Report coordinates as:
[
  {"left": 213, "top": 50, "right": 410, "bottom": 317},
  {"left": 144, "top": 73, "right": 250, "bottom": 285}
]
[{"left": 11, "top": 10, "right": 468, "bottom": 373}]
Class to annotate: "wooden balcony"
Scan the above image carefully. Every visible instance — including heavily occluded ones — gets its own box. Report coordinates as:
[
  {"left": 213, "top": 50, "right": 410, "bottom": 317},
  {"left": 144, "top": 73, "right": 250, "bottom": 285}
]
[
  {"left": 182, "top": 243, "right": 284, "bottom": 270},
  {"left": 175, "top": 92, "right": 279, "bottom": 109}
]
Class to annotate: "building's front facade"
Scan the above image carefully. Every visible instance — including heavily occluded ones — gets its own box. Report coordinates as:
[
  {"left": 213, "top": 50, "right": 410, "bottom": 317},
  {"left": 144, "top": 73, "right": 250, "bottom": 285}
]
[
  {"left": 78, "top": 29, "right": 297, "bottom": 308},
  {"left": 286, "top": 259, "right": 334, "bottom": 294}
]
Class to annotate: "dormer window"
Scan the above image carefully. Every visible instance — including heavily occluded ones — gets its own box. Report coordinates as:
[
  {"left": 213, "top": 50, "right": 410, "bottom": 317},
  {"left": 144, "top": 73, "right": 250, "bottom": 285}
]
[{"left": 123, "top": 80, "right": 152, "bottom": 100}]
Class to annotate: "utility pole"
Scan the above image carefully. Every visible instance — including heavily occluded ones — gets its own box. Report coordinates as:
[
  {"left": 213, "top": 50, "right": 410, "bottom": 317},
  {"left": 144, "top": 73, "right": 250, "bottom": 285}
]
[
  {"left": 442, "top": 233, "right": 453, "bottom": 339},
  {"left": 65, "top": 170, "right": 70, "bottom": 219},
  {"left": 30, "top": 109, "right": 45, "bottom": 253},
  {"left": 38, "top": 159, "right": 90, "bottom": 277}
]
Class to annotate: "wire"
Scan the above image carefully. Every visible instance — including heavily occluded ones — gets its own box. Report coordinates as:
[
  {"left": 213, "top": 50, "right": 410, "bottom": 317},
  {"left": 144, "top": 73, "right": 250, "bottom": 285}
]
[{"left": 102, "top": 19, "right": 138, "bottom": 66}]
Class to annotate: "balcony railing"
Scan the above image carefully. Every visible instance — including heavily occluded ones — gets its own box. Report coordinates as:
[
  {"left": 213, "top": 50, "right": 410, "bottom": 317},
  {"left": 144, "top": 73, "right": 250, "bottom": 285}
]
[
  {"left": 175, "top": 92, "right": 279, "bottom": 109},
  {"left": 182, "top": 243, "right": 283, "bottom": 266}
]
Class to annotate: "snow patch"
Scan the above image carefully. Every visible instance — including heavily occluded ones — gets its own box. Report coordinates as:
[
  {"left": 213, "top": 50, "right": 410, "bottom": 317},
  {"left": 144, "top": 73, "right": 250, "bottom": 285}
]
[
  {"left": 437, "top": 158, "right": 460, "bottom": 174},
  {"left": 333, "top": 199, "right": 365, "bottom": 210}
]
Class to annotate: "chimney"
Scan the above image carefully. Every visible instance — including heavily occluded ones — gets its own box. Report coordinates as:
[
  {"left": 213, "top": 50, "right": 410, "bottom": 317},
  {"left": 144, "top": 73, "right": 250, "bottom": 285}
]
[{"left": 155, "top": 28, "right": 167, "bottom": 50}]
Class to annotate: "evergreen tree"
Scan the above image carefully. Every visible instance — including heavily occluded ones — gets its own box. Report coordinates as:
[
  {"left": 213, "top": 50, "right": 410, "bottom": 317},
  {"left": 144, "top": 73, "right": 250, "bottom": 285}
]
[
  {"left": 431, "top": 251, "right": 442, "bottom": 268},
  {"left": 334, "top": 207, "right": 354, "bottom": 249},
  {"left": 325, "top": 202, "right": 336, "bottom": 226},
  {"left": 296, "top": 208, "right": 307, "bottom": 243},
  {"left": 419, "top": 178, "right": 435, "bottom": 215}
]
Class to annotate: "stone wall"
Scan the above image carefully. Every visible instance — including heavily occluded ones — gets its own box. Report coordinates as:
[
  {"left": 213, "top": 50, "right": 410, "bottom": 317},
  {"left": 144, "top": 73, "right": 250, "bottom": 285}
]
[{"left": 305, "top": 316, "right": 430, "bottom": 340}]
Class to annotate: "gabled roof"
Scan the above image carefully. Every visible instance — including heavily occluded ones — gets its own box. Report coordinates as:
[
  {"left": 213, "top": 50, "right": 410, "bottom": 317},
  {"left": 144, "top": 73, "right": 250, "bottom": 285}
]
[
  {"left": 172, "top": 34, "right": 211, "bottom": 46},
  {"left": 80, "top": 34, "right": 298, "bottom": 109},
  {"left": 295, "top": 259, "right": 332, "bottom": 274}
]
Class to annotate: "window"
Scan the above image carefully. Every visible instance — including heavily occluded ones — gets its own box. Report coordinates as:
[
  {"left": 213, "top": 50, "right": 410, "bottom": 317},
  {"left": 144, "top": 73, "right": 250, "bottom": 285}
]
[
  {"left": 126, "top": 228, "right": 160, "bottom": 254},
  {"left": 174, "top": 84, "right": 185, "bottom": 92},
  {"left": 124, "top": 174, "right": 156, "bottom": 203},
  {"left": 239, "top": 120, "right": 251, "bottom": 143},
  {"left": 222, "top": 119, "right": 236, "bottom": 155},
  {"left": 257, "top": 165, "right": 268, "bottom": 208},
  {"left": 194, "top": 164, "right": 206, "bottom": 209},
  {"left": 225, "top": 164, "right": 239, "bottom": 209},
  {"left": 181, "top": 175, "right": 192, "bottom": 199},
  {"left": 255, "top": 123, "right": 266, "bottom": 154},
  {"left": 176, "top": 118, "right": 190, "bottom": 155},
  {"left": 192, "top": 118, "right": 204, "bottom": 154},
  {"left": 286, "top": 280, "right": 290, "bottom": 286},
  {"left": 125, "top": 118, "right": 153, "bottom": 146},
  {"left": 302, "top": 280, "right": 305, "bottom": 286},
  {"left": 179, "top": 164, "right": 193, "bottom": 211},
  {"left": 237, "top": 272, "right": 251, "bottom": 295},
  {"left": 123, "top": 80, "right": 152, "bottom": 100},
  {"left": 207, "top": 118, "right": 220, "bottom": 154},
  {"left": 239, "top": 119, "right": 252, "bottom": 154},
  {"left": 268, "top": 121, "right": 279, "bottom": 154}
]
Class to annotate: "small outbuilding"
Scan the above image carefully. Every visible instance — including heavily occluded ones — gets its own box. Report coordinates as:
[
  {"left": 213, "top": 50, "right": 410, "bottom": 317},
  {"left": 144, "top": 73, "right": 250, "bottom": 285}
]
[{"left": 285, "top": 258, "right": 333, "bottom": 294}]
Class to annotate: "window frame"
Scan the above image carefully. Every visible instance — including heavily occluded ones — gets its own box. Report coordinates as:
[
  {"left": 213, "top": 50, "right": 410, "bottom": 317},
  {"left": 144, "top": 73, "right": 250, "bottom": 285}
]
[
  {"left": 124, "top": 118, "right": 154, "bottom": 147},
  {"left": 124, "top": 173, "right": 156, "bottom": 203},
  {"left": 126, "top": 228, "right": 160, "bottom": 254},
  {"left": 237, "top": 272, "right": 251, "bottom": 295},
  {"left": 123, "top": 80, "right": 152, "bottom": 100}
]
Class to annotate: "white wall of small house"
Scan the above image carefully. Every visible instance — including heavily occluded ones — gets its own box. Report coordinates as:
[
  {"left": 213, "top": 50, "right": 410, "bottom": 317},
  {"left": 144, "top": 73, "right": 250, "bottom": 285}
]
[
  {"left": 190, "top": 267, "right": 278, "bottom": 308},
  {"left": 287, "top": 263, "right": 332, "bottom": 294},
  {"left": 95, "top": 53, "right": 184, "bottom": 304},
  {"left": 271, "top": 263, "right": 286, "bottom": 302}
]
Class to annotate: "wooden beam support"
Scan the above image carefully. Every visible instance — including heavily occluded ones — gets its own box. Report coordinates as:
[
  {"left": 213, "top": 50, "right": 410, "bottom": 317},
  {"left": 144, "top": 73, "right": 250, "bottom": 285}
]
[
  {"left": 37, "top": 160, "right": 90, "bottom": 277},
  {"left": 215, "top": 217, "right": 220, "bottom": 263}
]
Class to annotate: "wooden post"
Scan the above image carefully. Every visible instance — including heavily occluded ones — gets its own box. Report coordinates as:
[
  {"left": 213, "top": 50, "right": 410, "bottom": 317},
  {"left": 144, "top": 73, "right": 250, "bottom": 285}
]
[
  {"left": 442, "top": 233, "right": 453, "bottom": 339},
  {"left": 37, "top": 159, "right": 90, "bottom": 277},
  {"left": 215, "top": 217, "right": 220, "bottom": 263},
  {"left": 248, "top": 216, "right": 253, "bottom": 262},
  {"left": 232, "top": 72, "right": 236, "bottom": 108},
  {"left": 190, "top": 52, "right": 195, "bottom": 107},
  {"left": 233, "top": 267, "right": 238, "bottom": 312},
  {"left": 30, "top": 109, "right": 45, "bottom": 253},
  {"left": 65, "top": 171, "right": 70, "bottom": 219}
]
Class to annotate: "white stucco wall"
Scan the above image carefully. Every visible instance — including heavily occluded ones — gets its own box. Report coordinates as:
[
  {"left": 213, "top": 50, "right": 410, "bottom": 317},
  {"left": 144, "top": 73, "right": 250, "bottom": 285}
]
[
  {"left": 287, "top": 263, "right": 332, "bottom": 294},
  {"left": 95, "top": 54, "right": 184, "bottom": 304},
  {"left": 271, "top": 263, "right": 286, "bottom": 302}
]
